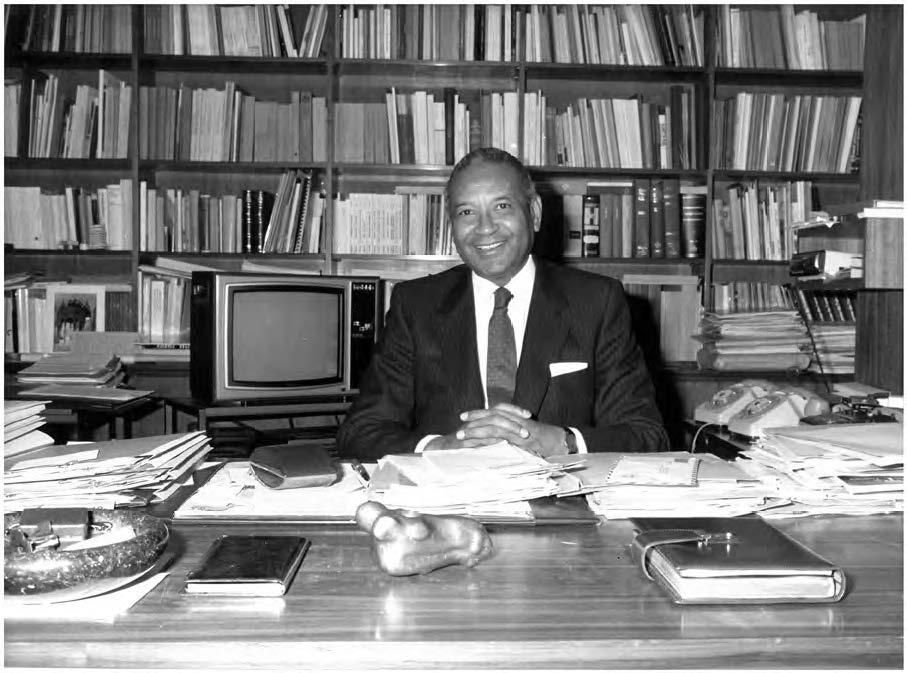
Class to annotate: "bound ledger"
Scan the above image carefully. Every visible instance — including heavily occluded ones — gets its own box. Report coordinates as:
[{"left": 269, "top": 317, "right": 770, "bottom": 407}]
[
  {"left": 631, "top": 516, "right": 847, "bottom": 604},
  {"left": 185, "top": 535, "right": 310, "bottom": 597}
]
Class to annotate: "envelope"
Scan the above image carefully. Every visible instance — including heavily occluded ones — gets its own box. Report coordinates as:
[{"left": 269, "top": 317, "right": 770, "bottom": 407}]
[{"left": 549, "top": 362, "right": 588, "bottom": 378}]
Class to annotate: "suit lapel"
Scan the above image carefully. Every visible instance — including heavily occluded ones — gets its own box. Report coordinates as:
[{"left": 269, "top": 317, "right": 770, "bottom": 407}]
[
  {"left": 436, "top": 268, "right": 484, "bottom": 411},
  {"left": 513, "top": 260, "right": 569, "bottom": 415}
]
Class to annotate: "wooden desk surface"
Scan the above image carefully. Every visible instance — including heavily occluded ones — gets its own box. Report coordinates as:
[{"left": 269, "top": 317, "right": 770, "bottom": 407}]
[{"left": 5, "top": 515, "right": 903, "bottom": 669}]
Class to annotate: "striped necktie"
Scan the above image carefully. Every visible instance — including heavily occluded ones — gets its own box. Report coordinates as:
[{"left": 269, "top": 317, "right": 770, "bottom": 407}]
[{"left": 486, "top": 286, "right": 516, "bottom": 407}]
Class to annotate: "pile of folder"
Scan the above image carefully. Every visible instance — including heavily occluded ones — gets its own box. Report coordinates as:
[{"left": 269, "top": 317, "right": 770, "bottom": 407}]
[
  {"left": 808, "top": 323, "right": 856, "bottom": 374},
  {"left": 4, "top": 431, "right": 213, "bottom": 511},
  {"left": 695, "top": 310, "right": 811, "bottom": 371},
  {"left": 549, "top": 452, "right": 780, "bottom": 519},
  {"left": 367, "top": 443, "right": 582, "bottom": 518},
  {"left": 736, "top": 423, "right": 904, "bottom": 517},
  {"left": 4, "top": 400, "right": 54, "bottom": 458},
  {"left": 16, "top": 351, "right": 125, "bottom": 387}
]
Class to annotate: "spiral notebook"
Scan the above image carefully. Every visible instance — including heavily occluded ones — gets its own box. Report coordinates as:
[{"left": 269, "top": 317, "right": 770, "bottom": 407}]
[{"left": 605, "top": 455, "right": 700, "bottom": 486}]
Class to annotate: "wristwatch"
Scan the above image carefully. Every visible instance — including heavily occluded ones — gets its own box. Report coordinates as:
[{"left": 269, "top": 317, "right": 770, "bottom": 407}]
[{"left": 562, "top": 427, "right": 578, "bottom": 455}]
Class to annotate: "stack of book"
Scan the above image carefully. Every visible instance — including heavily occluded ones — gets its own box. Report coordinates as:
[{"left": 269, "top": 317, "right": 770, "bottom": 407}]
[
  {"left": 16, "top": 352, "right": 125, "bottom": 388},
  {"left": 4, "top": 431, "right": 213, "bottom": 511},
  {"left": 696, "top": 309, "right": 811, "bottom": 372},
  {"left": 737, "top": 424, "right": 903, "bottom": 517},
  {"left": 4, "top": 400, "right": 54, "bottom": 459}
]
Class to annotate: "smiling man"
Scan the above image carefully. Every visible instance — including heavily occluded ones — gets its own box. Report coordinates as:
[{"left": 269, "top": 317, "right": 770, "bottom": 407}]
[{"left": 336, "top": 147, "right": 668, "bottom": 461}]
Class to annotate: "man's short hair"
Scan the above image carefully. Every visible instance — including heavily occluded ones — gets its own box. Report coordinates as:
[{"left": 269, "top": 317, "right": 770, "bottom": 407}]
[{"left": 444, "top": 147, "right": 537, "bottom": 215}]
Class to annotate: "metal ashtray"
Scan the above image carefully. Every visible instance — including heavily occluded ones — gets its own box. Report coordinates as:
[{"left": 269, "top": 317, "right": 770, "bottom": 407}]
[{"left": 4, "top": 508, "right": 169, "bottom": 602}]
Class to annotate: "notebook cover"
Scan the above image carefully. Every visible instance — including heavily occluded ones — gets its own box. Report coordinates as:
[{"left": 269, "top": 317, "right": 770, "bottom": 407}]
[
  {"left": 630, "top": 516, "right": 847, "bottom": 604},
  {"left": 185, "top": 535, "right": 310, "bottom": 596}
]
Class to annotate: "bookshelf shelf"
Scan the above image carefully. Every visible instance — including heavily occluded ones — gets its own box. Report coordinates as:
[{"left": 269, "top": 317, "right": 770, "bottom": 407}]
[
  {"left": 140, "top": 55, "right": 329, "bottom": 75},
  {"left": 712, "top": 170, "right": 860, "bottom": 182},
  {"left": 335, "top": 60, "right": 518, "bottom": 80},
  {"left": 141, "top": 161, "right": 328, "bottom": 172},
  {"left": 713, "top": 68, "right": 862, "bottom": 88},
  {"left": 4, "top": 159, "right": 133, "bottom": 172},
  {"left": 524, "top": 63, "right": 706, "bottom": 83},
  {"left": 10, "top": 52, "right": 133, "bottom": 69}
]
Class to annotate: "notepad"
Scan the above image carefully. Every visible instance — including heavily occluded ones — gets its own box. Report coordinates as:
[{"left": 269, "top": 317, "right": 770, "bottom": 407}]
[
  {"left": 185, "top": 535, "right": 310, "bottom": 597},
  {"left": 606, "top": 455, "right": 700, "bottom": 486}
]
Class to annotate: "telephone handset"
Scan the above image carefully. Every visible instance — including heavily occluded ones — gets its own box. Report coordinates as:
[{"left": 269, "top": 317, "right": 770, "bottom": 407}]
[
  {"left": 727, "top": 387, "right": 830, "bottom": 438},
  {"left": 694, "top": 379, "right": 776, "bottom": 424}
]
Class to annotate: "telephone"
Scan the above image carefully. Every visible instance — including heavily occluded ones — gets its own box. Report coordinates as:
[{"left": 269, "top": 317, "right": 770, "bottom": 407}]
[
  {"left": 694, "top": 380, "right": 776, "bottom": 425},
  {"left": 727, "top": 387, "right": 830, "bottom": 438}
]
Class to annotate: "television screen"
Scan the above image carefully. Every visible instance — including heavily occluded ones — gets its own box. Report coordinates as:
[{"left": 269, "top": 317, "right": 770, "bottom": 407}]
[{"left": 230, "top": 288, "right": 342, "bottom": 385}]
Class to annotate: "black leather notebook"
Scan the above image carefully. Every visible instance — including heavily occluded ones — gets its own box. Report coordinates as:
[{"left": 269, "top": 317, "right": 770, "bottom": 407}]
[
  {"left": 185, "top": 535, "right": 310, "bottom": 596},
  {"left": 630, "top": 516, "right": 846, "bottom": 604}
]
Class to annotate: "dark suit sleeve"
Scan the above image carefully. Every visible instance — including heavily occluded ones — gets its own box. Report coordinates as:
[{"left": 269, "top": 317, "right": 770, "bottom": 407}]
[
  {"left": 579, "top": 280, "right": 669, "bottom": 453},
  {"left": 336, "top": 284, "right": 425, "bottom": 460}
]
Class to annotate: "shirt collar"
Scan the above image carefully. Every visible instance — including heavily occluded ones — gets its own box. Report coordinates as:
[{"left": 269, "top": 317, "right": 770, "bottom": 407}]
[{"left": 471, "top": 256, "right": 536, "bottom": 300}]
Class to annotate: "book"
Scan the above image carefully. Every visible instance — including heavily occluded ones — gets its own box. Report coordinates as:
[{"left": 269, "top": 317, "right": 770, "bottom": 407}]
[
  {"left": 631, "top": 516, "right": 846, "bottom": 604},
  {"left": 185, "top": 535, "right": 310, "bottom": 597}
]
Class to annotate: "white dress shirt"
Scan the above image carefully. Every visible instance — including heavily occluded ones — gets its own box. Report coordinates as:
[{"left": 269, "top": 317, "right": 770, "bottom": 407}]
[{"left": 416, "top": 257, "right": 587, "bottom": 454}]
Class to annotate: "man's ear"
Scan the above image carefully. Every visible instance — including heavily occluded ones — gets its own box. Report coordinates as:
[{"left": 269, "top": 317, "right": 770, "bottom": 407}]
[{"left": 530, "top": 194, "right": 542, "bottom": 232}]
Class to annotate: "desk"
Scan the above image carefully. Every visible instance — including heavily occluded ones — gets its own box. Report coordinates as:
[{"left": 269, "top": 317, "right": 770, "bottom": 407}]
[
  {"left": 5, "top": 514, "right": 902, "bottom": 669},
  {"left": 163, "top": 396, "right": 352, "bottom": 434}
]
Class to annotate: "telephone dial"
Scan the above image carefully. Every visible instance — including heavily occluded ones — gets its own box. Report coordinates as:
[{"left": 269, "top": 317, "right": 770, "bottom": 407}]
[{"left": 693, "top": 380, "right": 776, "bottom": 424}]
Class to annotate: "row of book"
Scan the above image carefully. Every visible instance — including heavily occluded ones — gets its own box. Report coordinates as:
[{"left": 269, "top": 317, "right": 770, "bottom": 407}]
[
  {"left": 138, "top": 265, "right": 191, "bottom": 346},
  {"left": 711, "top": 282, "right": 795, "bottom": 316},
  {"left": 336, "top": 89, "right": 471, "bottom": 166},
  {"left": 143, "top": 4, "right": 328, "bottom": 58},
  {"left": 560, "top": 179, "right": 705, "bottom": 260},
  {"left": 711, "top": 180, "right": 813, "bottom": 262},
  {"left": 139, "top": 177, "right": 324, "bottom": 256},
  {"left": 526, "top": 86, "right": 697, "bottom": 169},
  {"left": 11, "top": 4, "right": 132, "bottom": 54},
  {"left": 794, "top": 288, "right": 857, "bottom": 324},
  {"left": 138, "top": 84, "right": 328, "bottom": 163},
  {"left": 332, "top": 191, "right": 452, "bottom": 256},
  {"left": 713, "top": 93, "right": 862, "bottom": 174},
  {"left": 5, "top": 278, "right": 133, "bottom": 355},
  {"left": 716, "top": 7, "right": 865, "bottom": 71},
  {"left": 4, "top": 181, "right": 134, "bottom": 251},
  {"left": 338, "top": 4, "right": 704, "bottom": 67}
]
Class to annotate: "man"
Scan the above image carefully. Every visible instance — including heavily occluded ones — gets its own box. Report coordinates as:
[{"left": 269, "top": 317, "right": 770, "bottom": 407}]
[{"left": 337, "top": 147, "right": 669, "bottom": 460}]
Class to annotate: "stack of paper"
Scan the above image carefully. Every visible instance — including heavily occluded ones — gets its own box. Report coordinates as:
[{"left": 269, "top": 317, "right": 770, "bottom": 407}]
[
  {"left": 4, "top": 400, "right": 54, "bottom": 458},
  {"left": 808, "top": 323, "right": 856, "bottom": 374},
  {"left": 696, "top": 310, "right": 811, "bottom": 371},
  {"left": 548, "top": 452, "right": 780, "bottom": 519},
  {"left": 736, "top": 423, "right": 904, "bottom": 517},
  {"left": 173, "top": 461, "right": 369, "bottom": 523},
  {"left": 17, "top": 352, "right": 125, "bottom": 387},
  {"left": 4, "top": 431, "right": 213, "bottom": 511},
  {"left": 367, "top": 443, "right": 579, "bottom": 516}
]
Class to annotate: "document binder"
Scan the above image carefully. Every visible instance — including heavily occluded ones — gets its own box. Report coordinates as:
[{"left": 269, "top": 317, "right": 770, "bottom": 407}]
[{"left": 631, "top": 516, "right": 847, "bottom": 604}]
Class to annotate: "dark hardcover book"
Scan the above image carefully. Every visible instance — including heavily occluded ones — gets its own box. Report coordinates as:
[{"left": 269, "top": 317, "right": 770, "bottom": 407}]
[
  {"left": 292, "top": 174, "right": 313, "bottom": 254},
  {"left": 396, "top": 94, "right": 415, "bottom": 164},
  {"left": 474, "top": 5, "right": 484, "bottom": 61},
  {"left": 597, "top": 193, "right": 613, "bottom": 258},
  {"left": 581, "top": 194, "right": 600, "bottom": 257},
  {"left": 680, "top": 190, "right": 706, "bottom": 258},
  {"left": 631, "top": 516, "right": 846, "bottom": 604},
  {"left": 633, "top": 178, "right": 650, "bottom": 258},
  {"left": 197, "top": 193, "right": 210, "bottom": 253},
  {"left": 177, "top": 84, "right": 192, "bottom": 162},
  {"left": 242, "top": 189, "right": 254, "bottom": 253},
  {"left": 443, "top": 87, "right": 456, "bottom": 165},
  {"left": 662, "top": 178, "right": 681, "bottom": 258},
  {"left": 185, "top": 535, "right": 310, "bottom": 597},
  {"left": 256, "top": 190, "right": 275, "bottom": 254},
  {"left": 669, "top": 85, "right": 687, "bottom": 169},
  {"left": 299, "top": 90, "right": 313, "bottom": 162},
  {"left": 649, "top": 178, "right": 665, "bottom": 258}
]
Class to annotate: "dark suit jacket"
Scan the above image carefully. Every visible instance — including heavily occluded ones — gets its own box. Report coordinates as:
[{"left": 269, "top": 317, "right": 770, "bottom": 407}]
[{"left": 337, "top": 258, "right": 669, "bottom": 460}]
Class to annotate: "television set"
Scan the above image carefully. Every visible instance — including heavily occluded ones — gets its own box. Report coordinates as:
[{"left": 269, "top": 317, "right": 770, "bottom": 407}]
[{"left": 190, "top": 272, "right": 381, "bottom": 404}]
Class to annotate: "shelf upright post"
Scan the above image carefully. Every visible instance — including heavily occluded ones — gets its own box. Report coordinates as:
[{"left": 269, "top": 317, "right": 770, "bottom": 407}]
[
  {"left": 324, "top": 6, "right": 338, "bottom": 275},
  {"left": 703, "top": 5, "right": 718, "bottom": 312}
]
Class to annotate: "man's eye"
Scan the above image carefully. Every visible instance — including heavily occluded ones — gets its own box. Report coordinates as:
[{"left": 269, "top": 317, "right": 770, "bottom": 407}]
[
  {"left": 495, "top": 202, "right": 512, "bottom": 210},
  {"left": 456, "top": 208, "right": 473, "bottom": 217}
]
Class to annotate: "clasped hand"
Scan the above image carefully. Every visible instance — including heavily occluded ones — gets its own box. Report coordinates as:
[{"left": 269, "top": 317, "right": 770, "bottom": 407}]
[{"left": 425, "top": 402, "right": 568, "bottom": 457}]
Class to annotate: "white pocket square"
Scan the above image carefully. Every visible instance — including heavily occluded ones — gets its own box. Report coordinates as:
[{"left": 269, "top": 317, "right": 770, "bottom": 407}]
[{"left": 549, "top": 362, "right": 588, "bottom": 377}]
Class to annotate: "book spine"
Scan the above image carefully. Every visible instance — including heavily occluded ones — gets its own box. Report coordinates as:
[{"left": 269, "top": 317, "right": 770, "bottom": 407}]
[
  {"left": 633, "top": 178, "right": 650, "bottom": 257},
  {"left": 581, "top": 194, "right": 600, "bottom": 258}
]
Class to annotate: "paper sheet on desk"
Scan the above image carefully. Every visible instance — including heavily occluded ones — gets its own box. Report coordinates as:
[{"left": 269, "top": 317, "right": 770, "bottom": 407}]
[{"left": 172, "top": 461, "right": 369, "bottom": 522}]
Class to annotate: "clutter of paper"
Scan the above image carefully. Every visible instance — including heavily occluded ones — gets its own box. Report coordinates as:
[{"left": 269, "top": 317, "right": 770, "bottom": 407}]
[
  {"left": 4, "top": 431, "right": 213, "bottom": 511},
  {"left": 736, "top": 423, "right": 904, "bottom": 518}
]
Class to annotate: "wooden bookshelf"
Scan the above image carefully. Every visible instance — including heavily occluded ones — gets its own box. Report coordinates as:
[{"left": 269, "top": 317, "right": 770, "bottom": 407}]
[{"left": 4, "top": 4, "right": 901, "bottom": 395}]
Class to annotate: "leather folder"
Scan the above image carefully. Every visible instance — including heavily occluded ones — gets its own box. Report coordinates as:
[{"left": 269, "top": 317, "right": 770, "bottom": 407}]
[
  {"left": 630, "top": 516, "right": 847, "bottom": 604},
  {"left": 249, "top": 441, "right": 339, "bottom": 489}
]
